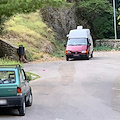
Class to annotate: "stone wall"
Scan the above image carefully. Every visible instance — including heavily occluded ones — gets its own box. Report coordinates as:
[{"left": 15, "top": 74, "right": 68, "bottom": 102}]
[
  {"left": 41, "top": 7, "right": 76, "bottom": 40},
  {"left": 96, "top": 39, "right": 120, "bottom": 48},
  {"left": 0, "top": 38, "right": 19, "bottom": 61}
]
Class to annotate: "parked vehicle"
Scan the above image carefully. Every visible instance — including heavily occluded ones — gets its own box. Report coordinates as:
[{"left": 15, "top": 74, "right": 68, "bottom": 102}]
[
  {"left": 0, "top": 65, "right": 33, "bottom": 116},
  {"left": 65, "top": 26, "right": 93, "bottom": 61}
]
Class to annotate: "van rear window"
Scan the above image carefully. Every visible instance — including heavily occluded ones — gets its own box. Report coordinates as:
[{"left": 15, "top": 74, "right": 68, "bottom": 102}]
[{"left": 0, "top": 71, "right": 16, "bottom": 84}]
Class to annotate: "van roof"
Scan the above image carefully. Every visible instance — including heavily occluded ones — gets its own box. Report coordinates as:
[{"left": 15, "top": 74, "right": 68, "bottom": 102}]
[{"left": 68, "top": 29, "right": 90, "bottom": 39}]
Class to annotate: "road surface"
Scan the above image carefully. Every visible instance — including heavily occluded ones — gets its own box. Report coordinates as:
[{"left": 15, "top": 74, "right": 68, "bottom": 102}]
[{"left": 1, "top": 51, "right": 120, "bottom": 120}]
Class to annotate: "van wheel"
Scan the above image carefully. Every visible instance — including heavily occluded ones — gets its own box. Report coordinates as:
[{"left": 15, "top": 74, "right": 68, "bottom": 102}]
[
  {"left": 86, "top": 53, "right": 89, "bottom": 60},
  {"left": 66, "top": 56, "right": 69, "bottom": 61},
  {"left": 18, "top": 100, "right": 26, "bottom": 116},
  {"left": 26, "top": 92, "right": 33, "bottom": 107},
  {"left": 91, "top": 52, "right": 93, "bottom": 58}
]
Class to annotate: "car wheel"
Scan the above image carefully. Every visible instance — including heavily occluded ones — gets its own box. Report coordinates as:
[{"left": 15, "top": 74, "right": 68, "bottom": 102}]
[
  {"left": 18, "top": 100, "right": 26, "bottom": 116},
  {"left": 66, "top": 56, "right": 69, "bottom": 61},
  {"left": 26, "top": 92, "right": 33, "bottom": 107}
]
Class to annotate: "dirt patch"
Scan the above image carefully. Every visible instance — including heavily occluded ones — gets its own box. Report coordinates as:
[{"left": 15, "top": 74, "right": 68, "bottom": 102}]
[{"left": 30, "top": 55, "right": 65, "bottom": 63}]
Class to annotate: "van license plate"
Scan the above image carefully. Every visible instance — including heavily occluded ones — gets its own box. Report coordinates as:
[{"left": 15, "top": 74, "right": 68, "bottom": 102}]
[
  {"left": 0, "top": 99, "right": 7, "bottom": 105},
  {"left": 74, "top": 54, "right": 79, "bottom": 57}
]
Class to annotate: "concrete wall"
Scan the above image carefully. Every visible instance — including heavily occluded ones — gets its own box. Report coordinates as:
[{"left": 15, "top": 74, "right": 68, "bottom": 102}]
[
  {"left": 96, "top": 39, "right": 120, "bottom": 48},
  {"left": 0, "top": 38, "right": 19, "bottom": 61}
]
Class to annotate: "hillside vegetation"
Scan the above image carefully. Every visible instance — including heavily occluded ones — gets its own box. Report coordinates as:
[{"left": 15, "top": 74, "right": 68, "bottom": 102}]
[
  {"left": 0, "top": 0, "right": 119, "bottom": 63},
  {"left": 1, "top": 12, "right": 65, "bottom": 61}
]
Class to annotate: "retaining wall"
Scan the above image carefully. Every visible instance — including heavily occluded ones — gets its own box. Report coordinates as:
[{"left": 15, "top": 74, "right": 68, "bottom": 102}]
[
  {"left": 96, "top": 39, "right": 120, "bottom": 48},
  {"left": 0, "top": 38, "right": 19, "bottom": 61}
]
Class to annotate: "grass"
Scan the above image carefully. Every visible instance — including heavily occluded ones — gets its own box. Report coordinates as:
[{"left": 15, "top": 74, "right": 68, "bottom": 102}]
[
  {"left": 94, "top": 46, "right": 119, "bottom": 51},
  {"left": 2, "top": 11, "right": 62, "bottom": 61},
  {"left": 51, "top": 41, "right": 65, "bottom": 58},
  {"left": 25, "top": 72, "right": 40, "bottom": 81},
  {"left": 0, "top": 57, "right": 23, "bottom": 66}
]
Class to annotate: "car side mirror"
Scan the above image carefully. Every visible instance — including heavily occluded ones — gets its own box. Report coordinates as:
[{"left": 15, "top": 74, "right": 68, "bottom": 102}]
[
  {"left": 64, "top": 44, "right": 66, "bottom": 47},
  {"left": 67, "top": 34, "right": 69, "bottom": 37}
]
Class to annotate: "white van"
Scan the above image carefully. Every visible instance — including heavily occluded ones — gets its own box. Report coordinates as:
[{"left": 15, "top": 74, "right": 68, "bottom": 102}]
[{"left": 65, "top": 26, "right": 93, "bottom": 61}]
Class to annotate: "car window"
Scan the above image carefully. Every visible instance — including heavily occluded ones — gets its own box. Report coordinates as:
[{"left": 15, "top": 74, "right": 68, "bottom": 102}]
[
  {"left": 19, "top": 69, "right": 26, "bottom": 83},
  {"left": 0, "top": 71, "right": 16, "bottom": 84}
]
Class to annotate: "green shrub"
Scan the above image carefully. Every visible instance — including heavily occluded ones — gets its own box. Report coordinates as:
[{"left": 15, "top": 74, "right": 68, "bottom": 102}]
[
  {"left": 25, "top": 50, "right": 34, "bottom": 61},
  {"left": 0, "top": 57, "right": 23, "bottom": 66},
  {"left": 51, "top": 41, "right": 65, "bottom": 58},
  {"left": 94, "top": 46, "right": 117, "bottom": 51},
  {"left": 25, "top": 72, "right": 40, "bottom": 81}
]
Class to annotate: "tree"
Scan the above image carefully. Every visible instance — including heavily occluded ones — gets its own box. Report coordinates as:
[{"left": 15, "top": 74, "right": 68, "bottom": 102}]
[
  {"left": 117, "top": 7, "right": 120, "bottom": 38},
  {"left": 76, "top": 0, "right": 114, "bottom": 39},
  {"left": 118, "top": 8, "right": 120, "bottom": 25},
  {"left": 0, "top": 0, "right": 66, "bottom": 34},
  {"left": 0, "top": 0, "right": 66, "bottom": 17}
]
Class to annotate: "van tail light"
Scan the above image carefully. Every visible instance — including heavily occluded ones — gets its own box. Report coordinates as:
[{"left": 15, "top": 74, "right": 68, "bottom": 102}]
[{"left": 17, "top": 87, "right": 22, "bottom": 96}]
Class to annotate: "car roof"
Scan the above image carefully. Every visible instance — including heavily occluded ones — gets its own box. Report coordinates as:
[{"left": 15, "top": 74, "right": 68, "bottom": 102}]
[{"left": 0, "top": 64, "right": 21, "bottom": 70}]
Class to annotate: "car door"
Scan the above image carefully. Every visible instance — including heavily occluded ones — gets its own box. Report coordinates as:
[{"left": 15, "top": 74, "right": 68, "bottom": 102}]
[{"left": 19, "top": 69, "right": 29, "bottom": 97}]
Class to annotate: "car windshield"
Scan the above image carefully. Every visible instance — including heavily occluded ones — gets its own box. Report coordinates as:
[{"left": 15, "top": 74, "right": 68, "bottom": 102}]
[
  {"left": 0, "top": 71, "right": 16, "bottom": 84},
  {"left": 67, "top": 38, "right": 87, "bottom": 46}
]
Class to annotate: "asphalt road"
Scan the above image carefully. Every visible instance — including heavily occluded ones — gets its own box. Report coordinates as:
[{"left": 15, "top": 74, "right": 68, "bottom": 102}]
[{"left": 1, "top": 52, "right": 120, "bottom": 120}]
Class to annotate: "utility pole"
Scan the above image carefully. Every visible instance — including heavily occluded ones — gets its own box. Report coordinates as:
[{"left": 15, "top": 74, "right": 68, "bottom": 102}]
[{"left": 113, "top": 0, "right": 117, "bottom": 39}]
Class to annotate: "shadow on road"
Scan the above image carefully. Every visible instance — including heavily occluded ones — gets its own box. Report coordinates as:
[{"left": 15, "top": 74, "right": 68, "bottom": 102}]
[
  {"left": 68, "top": 57, "right": 106, "bottom": 61},
  {"left": 0, "top": 108, "right": 19, "bottom": 116}
]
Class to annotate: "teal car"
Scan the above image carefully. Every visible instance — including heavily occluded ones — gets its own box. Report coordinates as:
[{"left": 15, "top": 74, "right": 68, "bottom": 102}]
[{"left": 0, "top": 65, "right": 33, "bottom": 116}]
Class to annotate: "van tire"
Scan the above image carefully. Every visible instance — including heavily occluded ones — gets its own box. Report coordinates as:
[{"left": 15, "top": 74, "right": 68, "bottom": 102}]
[
  {"left": 86, "top": 53, "right": 89, "bottom": 60},
  {"left": 26, "top": 92, "right": 33, "bottom": 106},
  {"left": 18, "top": 100, "right": 26, "bottom": 116},
  {"left": 91, "top": 52, "right": 93, "bottom": 58},
  {"left": 66, "top": 56, "right": 69, "bottom": 61}
]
